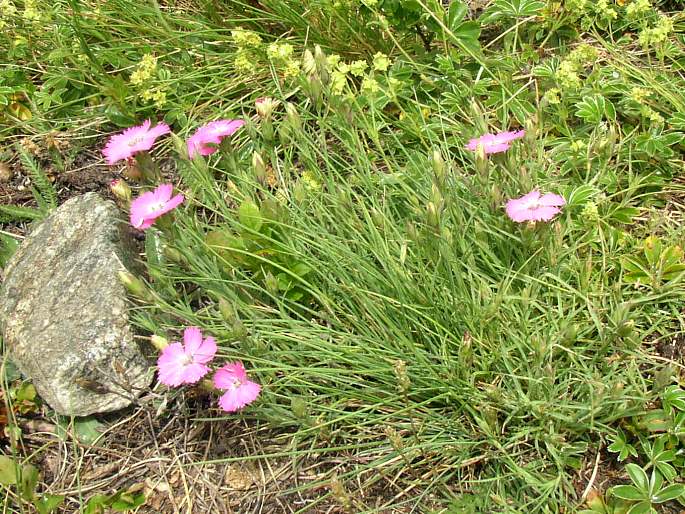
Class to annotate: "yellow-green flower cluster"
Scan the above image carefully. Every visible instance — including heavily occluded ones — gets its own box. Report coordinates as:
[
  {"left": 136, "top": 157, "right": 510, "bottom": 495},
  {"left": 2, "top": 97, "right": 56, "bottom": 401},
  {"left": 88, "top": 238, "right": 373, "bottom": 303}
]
[
  {"left": 141, "top": 89, "right": 167, "bottom": 109},
  {"left": 0, "top": 0, "right": 17, "bottom": 30},
  {"left": 640, "top": 106, "right": 663, "bottom": 125},
  {"left": 595, "top": 0, "right": 617, "bottom": 20},
  {"left": 231, "top": 28, "right": 262, "bottom": 74},
  {"left": 581, "top": 202, "right": 599, "bottom": 223},
  {"left": 638, "top": 15, "right": 673, "bottom": 48},
  {"left": 129, "top": 54, "right": 168, "bottom": 108},
  {"left": 130, "top": 54, "right": 157, "bottom": 86},
  {"left": 372, "top": 52, "right": 390, "bottom": 72},
  {"left": 555, "top": 44, "right": 598, "bottom": 90},
  {"left": 629, "top": 87, "right": 651, "bottom": 104},
  {"left": 22, "top": 0, "right": 40, "bottom": 23},
  {"left": 625, "top": 0, "right": 650, "bottom": 18},
  {"left": 323, "top": 52, "right": 393, "bottom": 97},
  {"left": 231, "top": 29, "right": 262, "bottom": 48},
  {"left": 266, "top": 42, "right": 300, "bottom": 78},
  {"left": 543, "top": 88, "right": 562, "bottom": 105}
]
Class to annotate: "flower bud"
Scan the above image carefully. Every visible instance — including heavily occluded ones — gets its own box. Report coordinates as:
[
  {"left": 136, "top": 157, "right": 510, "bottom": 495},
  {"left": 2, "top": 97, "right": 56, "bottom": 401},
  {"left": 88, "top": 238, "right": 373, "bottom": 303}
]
[
  {"left": 426, "top": 201, "right": 441, "bottom": 229},
  {"left": 314, "top": 45, "right": 329, "bottom": 84},
  {"left": 524, "top": 117, "right": 537, "bottom": 147},
  {"left": 265, "top": 271, "right": 279, "bottom": 296},
  {"left": 475, "top": 144, "right": 488, "bottom": 177},
  {"left": 110, "top": 179, "right": 131, "bottom": 204},
  {"left": 218, "top": 297, "right": 237, "bottom": 323},
  {"left": 285, "top": 102, "right": 302, "bottom": 132},
  {"left": 150, "top": 335, "right": 169, "bottom": 351},
  {"left": 255, "top": 97, "right": 280, "bottom": 119},
  {"left": 252, "top": 151, "right": 268, "bottom": 186},
  {"left": 431, "top": 148, "right": 446, "bottom": 184},
  {"left": 118, "top": 270, "right": 152, "bottom": 301}
]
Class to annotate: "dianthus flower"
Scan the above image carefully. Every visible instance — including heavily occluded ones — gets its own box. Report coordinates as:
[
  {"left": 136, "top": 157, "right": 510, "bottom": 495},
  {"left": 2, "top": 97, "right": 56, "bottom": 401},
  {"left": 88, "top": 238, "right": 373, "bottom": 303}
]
[
  {"left": 157, "top": 327, "right": 217, "bottom": 387},
  {"left": 466, "top": 130, "right": 525, "bottom": 154},
  {"left": 187, "top": 119, "right": 244, "bottom": 159},
  {"left": 505, "top": 190, "right": 566, "bottom": 223},
  {"left": 130, "top": 183, "right": 184, "bottom": 229},
  {"left": 213, "top": 362, "right": 261, "bottom": 412},
  {"left": 102, "top": 120, "right": 170, "bottom": 165}
]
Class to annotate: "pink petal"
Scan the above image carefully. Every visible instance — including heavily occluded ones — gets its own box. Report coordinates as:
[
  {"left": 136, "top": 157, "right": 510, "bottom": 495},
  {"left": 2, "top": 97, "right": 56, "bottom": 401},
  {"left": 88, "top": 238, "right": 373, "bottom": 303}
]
[
  {"left": 530, "top": 206, "right": 561, "bottom": 221},
  {"left": 179, "top": 362, "right": 211, "bottom": 384},
  {"left": 193, "top": 336, "right": 217, "bottom": 365},
  {"left": 183, "top": 327, "right": 203, "bottom": 354},
  {"left": 213, "top": 362, "right": 248, "bottom": 389},
  {"left": 153, "top": 183, "right": 174, "bottom": 203},
  {"left": 538, "top": 193, "right": 566, "bottom": 207},
  {"left": 217, "top": 381, "right": 261, "bottom": 412},
  {"left": 157, "top": 343, "right": 188, "bottom": 387},
  {"left": 466, "top": 130, "right": 525, "bottom": 154}
]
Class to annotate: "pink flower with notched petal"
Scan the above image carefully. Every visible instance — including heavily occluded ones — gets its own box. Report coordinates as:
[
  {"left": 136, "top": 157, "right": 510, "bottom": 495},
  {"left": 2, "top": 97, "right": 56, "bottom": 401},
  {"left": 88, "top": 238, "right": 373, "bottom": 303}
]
[
  {"left": 102, "top": 120, "right": 170, "bottom": 165},
  {"left": 157, "top": 327, "right": 217, "bottom": 387},
  {"left": 505, "top": 190, "right": 566, "bottom": 223},
  {"left": 187, "top": 119, "right": 245, "bottom": 159},
  {"left": 129, "top": 183, "right": 184, "bottom": 230},
  {"left": 466, "top": 130, "right": 525, "bottom": 154},
  {"left": 213, "top": 362, "right": 261, "bottom": 412}
]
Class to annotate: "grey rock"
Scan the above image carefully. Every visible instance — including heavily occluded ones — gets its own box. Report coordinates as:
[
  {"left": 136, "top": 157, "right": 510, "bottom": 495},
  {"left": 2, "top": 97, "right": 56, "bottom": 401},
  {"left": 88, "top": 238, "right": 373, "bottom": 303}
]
[{"left": 0, "top": 193, "right": 152, "bottom": 416}]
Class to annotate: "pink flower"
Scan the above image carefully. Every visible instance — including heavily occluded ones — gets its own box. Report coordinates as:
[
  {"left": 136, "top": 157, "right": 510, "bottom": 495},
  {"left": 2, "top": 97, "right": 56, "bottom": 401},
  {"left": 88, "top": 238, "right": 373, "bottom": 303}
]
[
  {"left": 130, "top": 183, "right": 184, "bottom": 229},
  {"left": 157, "top": 327, "right": 217, "bottom": 387},
  {"left": 187, "top": 119, "right": 245, "bottom": 159},
  {"left": 466, "top": 130, "right": 525, "bottom": 154},
  {"left": 102, "top": 120, "right": 170, "bottom": 165},
  {"left": 213, "top": 362, "right": 261, "bottom": 412},
  {"left": 505, "top": 190, "right": 566, "bottom": 223}
]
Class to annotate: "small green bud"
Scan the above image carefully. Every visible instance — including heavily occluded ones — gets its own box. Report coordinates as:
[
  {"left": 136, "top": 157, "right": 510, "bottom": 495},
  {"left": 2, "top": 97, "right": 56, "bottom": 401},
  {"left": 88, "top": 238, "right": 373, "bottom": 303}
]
[
  {"left": 265, "top": 271, "right": 279, "bottom": 296},
  {"left": 475, "top": 143, "right": 488, "bottom": 177},
  {"left": 252, "top": 151, "right": 267, "bottom": 186},
  {"left": 431, "top": 148, "right": 446, "bottom": 184},
  {"left": 285, "top": 102, "right": 302, "bottom": 131},
  {"left": 118, "top": 271, "right": 152, "bottom": 301},
  {"left": 218, "top": 297, "right": 237, "bottom": 323},
  {"left": 150, "top": 335, "right": 169, "bottom": 351},
  {"left": 170, "top": 132, "right": 190, "bottom": 161},
  {"left": 426, "top": 201, "right": 441, "bottom": 229},
  {"left": 109, "top": 179, "right": 131, "bottom": 205}
]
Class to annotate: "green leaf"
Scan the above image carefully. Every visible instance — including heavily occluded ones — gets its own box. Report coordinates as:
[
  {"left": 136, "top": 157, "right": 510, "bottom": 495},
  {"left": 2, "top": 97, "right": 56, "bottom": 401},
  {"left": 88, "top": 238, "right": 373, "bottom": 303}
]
[
  {"left": 612, "top": 485, "right": 646, "bottom": 501},
  {"left": 111, "top": 491, "right": 146, "bottom": 511},
  {"left": 84, "top": 494, "right": 110, "bottom": 514},
  {"left": 238, "top": 200, "right": 263, "bottom": 233},
  {"left": 447, "top": 1, "right": 468, "bottom": 27},
  {"left": 653, "top": 483, "right": 685, "bottom": 503},
  {"left": 625, "top": 463, "right": 649, "bottom": 492},
  {"left": 626, "top": 501, "right": 653, "bottom": 514},
  {"left": 565, "top": 184, "right": 598, "bottom": 207},
  {"left": 0, "top": 455, "right": 19, "bottom": 485},
  {"left": 34, "top": 494, "right": 65, "bottom": 514},
  {"left": 19, "top": 463, "right": 39, "bottom": 500},
  {"left": 0, "top": 232, "right": 19, "bottom": 268},
  {"left": 575, "top": 95, "right": 614, "bottom": 124},
  {"left": 57, "top": 417, "right": 104, "bottom": 446},
  {"left": 0, "top": 204, "right": 44, "bottom": 222},
  {"left": 15, "top": 382, "right": 37, "bottom": 402}
]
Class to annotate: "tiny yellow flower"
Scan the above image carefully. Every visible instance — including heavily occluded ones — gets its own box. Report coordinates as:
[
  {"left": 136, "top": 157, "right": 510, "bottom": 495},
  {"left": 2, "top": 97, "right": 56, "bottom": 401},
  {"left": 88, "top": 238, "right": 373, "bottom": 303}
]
[
  {"left": 349, "top": 60, "right": 368, "bottom": 77},
  {"left": 372, "top": 52, "right": 391, "bottom": 72}
]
